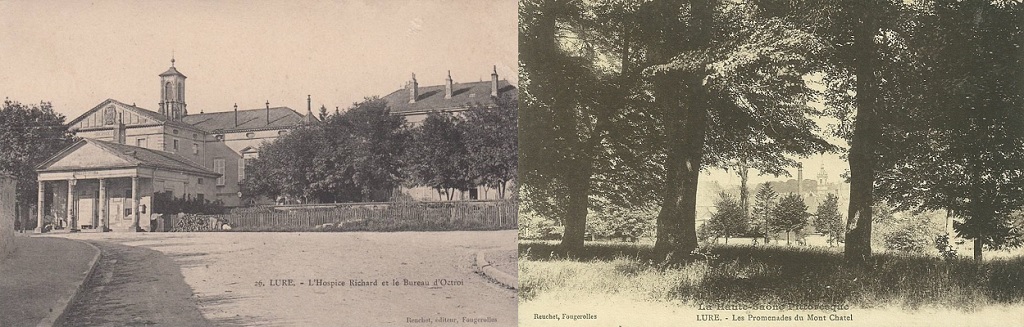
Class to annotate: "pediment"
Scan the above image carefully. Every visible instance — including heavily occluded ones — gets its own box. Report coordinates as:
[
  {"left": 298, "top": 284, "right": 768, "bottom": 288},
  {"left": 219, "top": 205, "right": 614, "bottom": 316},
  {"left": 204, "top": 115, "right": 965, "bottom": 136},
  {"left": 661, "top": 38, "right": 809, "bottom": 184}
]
[
  {"left": 69, "top": 99, "right": 165, "bottom": 131},
  {"left": 38, "top": 141, "right": 133, "bottom": 171}
]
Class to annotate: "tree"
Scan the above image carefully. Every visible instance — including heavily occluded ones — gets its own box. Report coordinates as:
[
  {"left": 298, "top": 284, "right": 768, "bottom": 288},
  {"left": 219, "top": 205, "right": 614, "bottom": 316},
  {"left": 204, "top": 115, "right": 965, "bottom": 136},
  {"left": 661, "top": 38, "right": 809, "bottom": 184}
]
[
  {"left": 242, "top": 125, "right": 323, "bottom": 202},
  {"left": 519, "top": 0, "right": 659, "bottom": 251},
  {"left": 872, "top": 0, "right": 1024, "bottom": 261},
  {"left": 754, "top": 0, "right": 909, "bottom": 264},
  {"left": 771, "top": 193, "right": 809, "bottom": 245},
  {"left": 244, "top": 97, "right": 409, "bottom": 203},
  {"left": 638, "top": 0, "right": 834, "bottom": 261},
  {"left": 0, "top": 99, "right": 76, "bottom": 228},
  {"left": 814, "top": 193, "right": 845, "bottom": 247},
  {"left": 407, "top": 112, "right": 473, "bottom": 200},
  {"left": 706, "top": 192, "right": 748, "bottom": 244},
  {"left": 320, "top": 97, "right": 410, "bottom": 202},
  {"left": 462, "top": 96, "right": 518, "bottom": 199},
  {"left": 752, "top": 182, "right": 778, "bottom": 244}
]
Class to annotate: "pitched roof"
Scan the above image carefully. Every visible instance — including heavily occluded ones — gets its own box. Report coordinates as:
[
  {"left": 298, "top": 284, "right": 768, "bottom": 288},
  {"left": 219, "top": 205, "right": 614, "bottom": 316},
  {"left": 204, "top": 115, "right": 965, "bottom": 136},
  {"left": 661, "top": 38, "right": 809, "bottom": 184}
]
[
  {"left": 37, "top": 138, "right": 218, "bottom": 177},
  {"left": 182, "top": 107, "right": 308, "bottom": 132},
  {"left": 159, "top": 66, "right": 187, "bottom": 78},
  {"left": 69, "top": 99, "right": 169, "bottom": 126},
  {"left": 381, "top": 80, "right": 517, "bottom": 114}
]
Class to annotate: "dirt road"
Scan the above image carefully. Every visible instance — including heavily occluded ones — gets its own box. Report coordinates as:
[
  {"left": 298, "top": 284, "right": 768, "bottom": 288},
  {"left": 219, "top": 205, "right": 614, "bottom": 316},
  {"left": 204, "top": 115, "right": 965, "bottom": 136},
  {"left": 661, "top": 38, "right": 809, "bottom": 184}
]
[{"left": 60, "top": 231, "right": 517, "bottom": 326}]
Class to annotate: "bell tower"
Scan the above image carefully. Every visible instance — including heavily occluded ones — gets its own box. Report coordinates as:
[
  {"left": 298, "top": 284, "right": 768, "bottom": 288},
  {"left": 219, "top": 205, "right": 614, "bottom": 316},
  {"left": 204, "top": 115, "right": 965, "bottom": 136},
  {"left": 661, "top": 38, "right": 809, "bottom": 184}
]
[{"left": 158, "top": 58, "right": 187, "bottom": 120}]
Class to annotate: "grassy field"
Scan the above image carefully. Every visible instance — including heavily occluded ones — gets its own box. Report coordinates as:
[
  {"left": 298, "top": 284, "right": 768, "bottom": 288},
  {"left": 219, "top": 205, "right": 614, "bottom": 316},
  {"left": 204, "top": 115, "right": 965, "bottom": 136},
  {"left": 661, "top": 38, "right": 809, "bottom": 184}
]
[{"left": 519, "top": 240, "right": 1024, "bottom": 311}]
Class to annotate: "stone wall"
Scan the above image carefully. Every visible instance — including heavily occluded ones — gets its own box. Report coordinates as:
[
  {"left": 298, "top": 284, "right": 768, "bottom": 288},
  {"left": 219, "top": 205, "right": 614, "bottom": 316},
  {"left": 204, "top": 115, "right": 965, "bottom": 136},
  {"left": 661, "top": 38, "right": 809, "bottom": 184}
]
[{"left": 0, "top": 175, "right": 16, "bottom": 263}]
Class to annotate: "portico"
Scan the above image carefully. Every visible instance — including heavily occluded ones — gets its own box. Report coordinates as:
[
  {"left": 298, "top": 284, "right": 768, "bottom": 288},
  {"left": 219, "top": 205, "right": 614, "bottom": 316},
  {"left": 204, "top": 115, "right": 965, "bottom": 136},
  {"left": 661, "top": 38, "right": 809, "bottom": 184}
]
[{"left": 35, "top": 138, "right": 219, "bottom": 232}]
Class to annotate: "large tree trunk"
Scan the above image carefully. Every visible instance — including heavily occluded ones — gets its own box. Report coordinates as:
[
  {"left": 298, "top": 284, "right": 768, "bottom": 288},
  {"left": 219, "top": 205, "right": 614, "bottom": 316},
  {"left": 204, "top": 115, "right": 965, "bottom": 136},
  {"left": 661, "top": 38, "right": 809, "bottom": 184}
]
[
  {"left": 844, "top": 3, "right": 879, "bottom": 266},
  {"left": 651, "top": 0, "right": 713, "bottom": 262},
  {"left": 560, "top": 160, "right": 592, "bottom": 252}
]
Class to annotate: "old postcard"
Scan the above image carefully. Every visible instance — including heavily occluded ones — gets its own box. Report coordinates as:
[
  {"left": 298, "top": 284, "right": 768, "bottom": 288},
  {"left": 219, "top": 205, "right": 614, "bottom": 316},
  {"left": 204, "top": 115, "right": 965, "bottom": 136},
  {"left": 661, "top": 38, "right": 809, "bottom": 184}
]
[
  {"left": 0, "top": 0, "right": 518, "bottom": 326},
  {"left": 517, "top": 0, "right": 1024, "bottom": 326}
]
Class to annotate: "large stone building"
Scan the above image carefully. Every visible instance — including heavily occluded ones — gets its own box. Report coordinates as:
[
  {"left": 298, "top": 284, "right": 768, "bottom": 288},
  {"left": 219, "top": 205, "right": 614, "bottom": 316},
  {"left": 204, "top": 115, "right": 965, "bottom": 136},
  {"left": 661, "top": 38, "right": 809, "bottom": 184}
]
[{"left": 35, "top": 60, "right": 313, "bottom": 232}]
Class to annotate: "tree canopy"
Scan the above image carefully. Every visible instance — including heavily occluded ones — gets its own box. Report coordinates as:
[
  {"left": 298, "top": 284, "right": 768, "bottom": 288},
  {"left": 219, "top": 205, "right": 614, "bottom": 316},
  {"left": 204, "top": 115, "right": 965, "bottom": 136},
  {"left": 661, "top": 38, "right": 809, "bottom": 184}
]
[{"left": 0, "top": 99, "right": 76, "bottom": 209}]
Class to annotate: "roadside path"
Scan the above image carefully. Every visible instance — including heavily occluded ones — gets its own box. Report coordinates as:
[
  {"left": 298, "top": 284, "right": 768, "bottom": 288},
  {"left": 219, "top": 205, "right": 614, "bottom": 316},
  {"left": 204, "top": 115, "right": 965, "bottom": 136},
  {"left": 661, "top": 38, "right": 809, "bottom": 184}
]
[{"left": 59, "top": 241, "right": 209, "bottom": 327}]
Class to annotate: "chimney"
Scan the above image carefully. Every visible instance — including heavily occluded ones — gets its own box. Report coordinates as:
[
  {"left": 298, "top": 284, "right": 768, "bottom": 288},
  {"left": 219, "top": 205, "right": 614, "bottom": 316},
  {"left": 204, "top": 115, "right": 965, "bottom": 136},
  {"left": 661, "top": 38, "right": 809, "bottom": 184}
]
[
  {"left": 266, "top": 100, "right": 270, "bottom": 124},
  {"left": 233, "top": 103, "right": 238, "bottom": 127},
  {"left": 307, "top": 95, "right": 312, "bottom": 116},
  {"left": 408, "top": 73, "right": 418, "bottom": 103},
  {"left": 445, "top": 70, "right": 453, "bottom": 99},
  {"left": 490, "top": 65, "right": 499, "bottom": 97}
]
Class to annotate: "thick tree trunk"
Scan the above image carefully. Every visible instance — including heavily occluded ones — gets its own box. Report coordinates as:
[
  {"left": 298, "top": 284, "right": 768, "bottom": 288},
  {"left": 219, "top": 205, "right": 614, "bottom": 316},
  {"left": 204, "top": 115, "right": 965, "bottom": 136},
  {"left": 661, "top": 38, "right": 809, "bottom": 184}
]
[
  {"left": 844, "top": 3, "right": 879, "bottom": 266},
  {"left": 652, "top": 75, "right": 708, "bottom": 260},
  {"left": 560, "top": 160, "right": 593, "bottom": 252},
  {"left": 651, "top": 0, "right": 713, "bottom": 262}
]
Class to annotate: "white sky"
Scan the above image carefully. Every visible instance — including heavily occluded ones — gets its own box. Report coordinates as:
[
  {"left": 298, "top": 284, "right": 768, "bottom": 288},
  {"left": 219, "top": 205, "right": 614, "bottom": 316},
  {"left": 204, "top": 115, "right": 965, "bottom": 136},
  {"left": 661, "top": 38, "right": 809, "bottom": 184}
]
[{"left": 0, "top": 0, "right": 517, "bottom": 118}]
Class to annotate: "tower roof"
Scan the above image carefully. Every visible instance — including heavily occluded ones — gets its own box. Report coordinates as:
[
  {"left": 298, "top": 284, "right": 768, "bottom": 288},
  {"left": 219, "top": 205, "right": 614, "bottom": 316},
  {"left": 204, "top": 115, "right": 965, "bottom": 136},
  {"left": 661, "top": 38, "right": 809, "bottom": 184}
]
[{"left": 159, "top": 59, "right": 187, "bottom": 78}]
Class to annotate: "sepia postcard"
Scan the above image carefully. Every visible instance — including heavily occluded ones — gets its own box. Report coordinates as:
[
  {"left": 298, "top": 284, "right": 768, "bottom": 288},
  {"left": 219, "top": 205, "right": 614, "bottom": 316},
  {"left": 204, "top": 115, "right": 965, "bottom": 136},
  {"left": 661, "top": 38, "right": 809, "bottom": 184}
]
[
  {"left": 0, "top": 0, "right": 518, "bottom": 326},
  {"left": 516, "top": 0, "right": 1024, "bottom": 327}
]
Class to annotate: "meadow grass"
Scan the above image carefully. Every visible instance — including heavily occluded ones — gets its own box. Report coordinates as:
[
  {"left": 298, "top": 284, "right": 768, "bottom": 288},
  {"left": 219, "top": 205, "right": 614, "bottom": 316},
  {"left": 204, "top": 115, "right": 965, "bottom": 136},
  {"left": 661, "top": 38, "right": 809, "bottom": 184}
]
[{"left": 518, "top": 240, "right": 1024, "bottom": 311}]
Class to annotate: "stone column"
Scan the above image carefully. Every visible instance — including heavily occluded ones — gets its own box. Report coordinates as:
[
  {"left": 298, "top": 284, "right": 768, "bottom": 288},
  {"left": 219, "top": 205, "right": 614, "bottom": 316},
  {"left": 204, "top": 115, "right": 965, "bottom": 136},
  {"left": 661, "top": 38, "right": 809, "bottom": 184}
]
[
  {"left": 98, "top": 178, "right": 107, "bottom": 232},
  {"left": 67, "top": 178, "right": 77, "bottom": 231},
  {"left": 35, "top": 181, "right": 44, "bottom": 233},
  {"left": 130, "top": 176, "right": 139, "bottom": 232}
]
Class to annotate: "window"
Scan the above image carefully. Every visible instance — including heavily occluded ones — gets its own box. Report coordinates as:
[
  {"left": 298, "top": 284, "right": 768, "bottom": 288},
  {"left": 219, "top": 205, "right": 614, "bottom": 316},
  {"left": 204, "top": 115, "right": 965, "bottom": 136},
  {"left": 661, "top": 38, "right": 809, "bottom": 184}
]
[
  {"left": 197, "top": 178, "right": 203, "bottom": 185},
  {"left": 215, "top": 134, "right": 224, "bottom": 141},
  {"left": 214, "top": 158, "right": 225, "bottom": 186},
  {"left": 278, "top": 130, "right": 288, "bottom": 135},
  {"left": 246, "top": 132, "right": 255, "bottom": 139},
  {"left": 136, "top": 138, "right": 147, "bottom": 148},
  {"left": 238, "top": 158, "right": 246, "bottom": 181},
  {"left": 192, "top": 143, "right": 199, "bottom": 155},
  {"left": 192, "top": 133, "right": 198, "bottom": 139},
  {"left": 172, "top": 129, "right": 179, "bottom": 135},
  {"left": 173, "top": 139, "right": 179, "bottom": 150},
  {"left": 469, "top": 188, "right": 478, "bottom": 200}
]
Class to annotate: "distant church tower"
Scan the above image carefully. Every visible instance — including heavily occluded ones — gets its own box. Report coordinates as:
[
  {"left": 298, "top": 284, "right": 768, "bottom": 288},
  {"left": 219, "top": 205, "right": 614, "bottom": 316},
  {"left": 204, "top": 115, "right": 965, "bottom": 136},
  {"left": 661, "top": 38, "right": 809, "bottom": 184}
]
[{"left": 158, "top": 58, "right": 187, "bottom": 120}]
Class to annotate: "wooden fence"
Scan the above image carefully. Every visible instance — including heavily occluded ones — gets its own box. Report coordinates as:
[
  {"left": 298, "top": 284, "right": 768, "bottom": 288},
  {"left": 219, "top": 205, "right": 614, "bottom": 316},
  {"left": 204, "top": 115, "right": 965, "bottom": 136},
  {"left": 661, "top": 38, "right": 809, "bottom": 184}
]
[{"left": 200, "top": 200, "right": 517, "bottom": 231}]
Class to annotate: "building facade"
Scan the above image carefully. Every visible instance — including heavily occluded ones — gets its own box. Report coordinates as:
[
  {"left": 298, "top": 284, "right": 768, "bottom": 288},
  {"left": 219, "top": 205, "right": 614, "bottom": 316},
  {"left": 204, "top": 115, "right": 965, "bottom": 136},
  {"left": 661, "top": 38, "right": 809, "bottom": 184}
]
[{"left": 35, "top": 61, "right": 312, "bottom": 232}]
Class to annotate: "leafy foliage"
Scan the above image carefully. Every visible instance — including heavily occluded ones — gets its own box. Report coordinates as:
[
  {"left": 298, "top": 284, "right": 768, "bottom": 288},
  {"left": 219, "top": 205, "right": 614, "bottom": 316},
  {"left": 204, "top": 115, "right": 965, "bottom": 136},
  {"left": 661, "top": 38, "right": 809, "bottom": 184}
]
[
  {"left": 870, "top": 0, "right": 1024, "bottom": 260},
  {"left": 462, "top": 96, "right": 519, "bottom": 199},
  {"left": 243, "top": 97, "right": 410, "bottom": 203},
  {"left": 588, "top": 203, "right": 657, "bottom": 242},
  {"left": 813, "top": 193, "right": 845, "bottom": 246},
  {"left": 751, "top": 182, "right": 777, "bottom": 242},
  {"left": 152, "top": 191, "right": 225, "bottom": 215},
  {"left": 0, "top": 100, "right": 76, "bottom": 206},
  {"left": 406, "top": 112, "right": 473, "bottom": 200},
  {"left": 770, "top": 193, "right": 809, "bottom": 245},
  {"left": 705, "top": 192, "right": 749, "bottom": 244}
]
